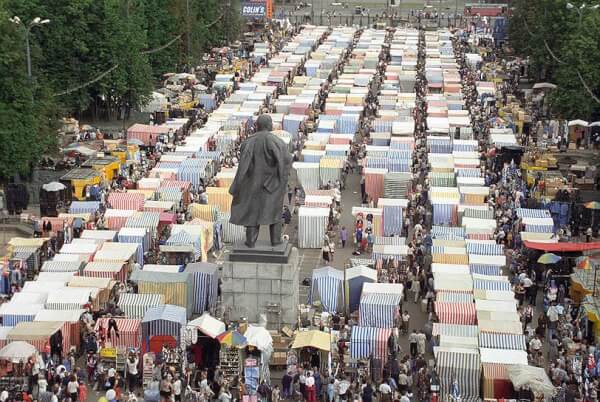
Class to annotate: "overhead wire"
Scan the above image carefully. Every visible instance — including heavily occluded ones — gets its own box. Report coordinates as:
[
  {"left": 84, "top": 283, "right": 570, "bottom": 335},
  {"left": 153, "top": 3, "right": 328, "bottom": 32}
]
[{"left": 52, "top": 13, "right": 223, "bottom": 97}]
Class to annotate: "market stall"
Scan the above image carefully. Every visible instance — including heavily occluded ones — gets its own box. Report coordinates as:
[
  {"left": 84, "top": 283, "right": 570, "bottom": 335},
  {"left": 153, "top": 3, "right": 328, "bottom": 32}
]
[
  {"left": 141, "top": 304, "right": 187, "bottom": 353},
  {"left": 94, "top": 317, "right": 141, "bottom": 350},
  {"left": 345, "top": 265, "right": 378, "bottom": 314},
  {"left": 34, "top": 309, "right": 84, "bottom": 352},
  {"left": 130, "top": 270, "right": 194, "bottom": 318},
  {"left": 117, "top": 293, "right": 164, "bottom": 319},
  {"left": 434, "top": 347, "right": 481, "bottom": 402},
  {"left": 359, "top": 283, "right": 403, "bottom": 328},
  {"left": 308, "top": 266, "right": 345, "bottom": 313},
  {"left": 185, "top": 262, "right": 220, "bottom": 315}
]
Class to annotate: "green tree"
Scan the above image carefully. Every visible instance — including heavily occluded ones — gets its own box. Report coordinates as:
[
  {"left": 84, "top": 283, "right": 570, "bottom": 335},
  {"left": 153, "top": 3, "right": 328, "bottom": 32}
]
[
  {"left": 509, "top": 0, "right": 600, "bottom": 119},
  {"left": 0, "top": 0, "right": 59, "bottom": 180}
]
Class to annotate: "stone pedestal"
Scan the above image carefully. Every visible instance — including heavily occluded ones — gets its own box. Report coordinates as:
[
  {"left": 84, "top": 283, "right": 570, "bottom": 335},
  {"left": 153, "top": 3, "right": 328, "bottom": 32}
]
[{"left": 221, "top": 241, "right": 299, "bottom": 326}]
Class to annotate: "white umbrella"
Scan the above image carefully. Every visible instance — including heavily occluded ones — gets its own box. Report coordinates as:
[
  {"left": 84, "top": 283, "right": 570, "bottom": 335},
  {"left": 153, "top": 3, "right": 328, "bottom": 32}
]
[
  {"left": 506, "top": 365, "right": 556, "bottom": 398},
  {"left": 42, "top": 182, "right": 66, "bottom": 192},
  {"left": 0, "top": 341, "right": 37, "bottom": 362},
  {"left": 589, "top": 121, "right": 600, "bottom": 127},
  {"left": 568, "top": 119, "right": 589, "bottom": 127},
  {"left": 532, "top": 82, "right": 557, "bottom": 90}
]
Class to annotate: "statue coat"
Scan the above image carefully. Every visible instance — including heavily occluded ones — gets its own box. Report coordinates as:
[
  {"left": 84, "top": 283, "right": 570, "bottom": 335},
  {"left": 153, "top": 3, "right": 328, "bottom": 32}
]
[{"left": 229, "top": 129, "right": 292, "bottom": 227}]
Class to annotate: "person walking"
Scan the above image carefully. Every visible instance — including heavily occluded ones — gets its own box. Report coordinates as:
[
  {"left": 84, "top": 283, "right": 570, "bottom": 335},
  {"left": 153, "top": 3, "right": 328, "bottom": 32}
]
[{"left": 340, "top": 227, "right": 348, "bottom": 248}]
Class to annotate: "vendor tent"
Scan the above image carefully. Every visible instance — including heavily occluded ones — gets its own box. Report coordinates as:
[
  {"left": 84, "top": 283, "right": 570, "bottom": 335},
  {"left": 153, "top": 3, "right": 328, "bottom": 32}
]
[
  {"left": 186, "top": 262, "right": 219, "bottom": 314},
  {"left": 435, "top": 301, "right": 477, "bottom": 325},
  {"left": 95, "top": 318, "right": 141, "bottom": 349},
  {"left": 117, "top": 293, "right": 164, "bottom": 319},
  {"left": 141, "top": 304, "right": 187, "bottom": 353},
  {"left": 435, "top": 348, "right": 481, "bottom": 402},
  {"left": 186, "top": 313, "right": 226, "bottom": 340},
  {"left": 298, "top": 207, "right": 329, "bottom": 248},
  {"left": 345, "top": 265, "right": 378, "bottom": 313},
  {"left": 0, "top": 302, "right": 44, "bottom": 326},
  {"left": 359, "top": 283, "right": 403, "bottom": 328},
  {"left": 83, "top": 261, "right": 128, "bottom": 284},
  {"left": 291, "top": 330, "right": 331, "bottom": 352},
  {"left": 46, "top": 287, "right": 98, "bottom": 310},
  {"left": 308, "top": 266, "right": 345, "bottom": 313},
  {"left": 479, "top": 332, "right": 526, "bottom": 351},
  {"left": 350, "top": 326, "right": 392, "bottom": 361},
  {"left": 34, "top": 309, "right": 84, "bottom": 352},
  {"left": 7, "top": 321, "right": 63, "bottom": 351},
  {"left": 130, "top": 269, "right": 193, "bottom": 317}
]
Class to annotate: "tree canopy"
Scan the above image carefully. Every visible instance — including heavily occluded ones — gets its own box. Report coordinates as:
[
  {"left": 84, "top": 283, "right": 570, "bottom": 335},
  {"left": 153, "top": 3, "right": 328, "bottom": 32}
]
[
  {"left": 0, "top": 0, "right": 241, "bottom": 180},
  {"left": 509, "top": 0, "right": 600, "bottom": 120}
]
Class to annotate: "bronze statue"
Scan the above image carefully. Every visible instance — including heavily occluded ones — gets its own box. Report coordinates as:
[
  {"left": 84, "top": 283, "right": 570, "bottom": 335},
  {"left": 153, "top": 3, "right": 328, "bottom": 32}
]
[{"left": 229, "top": 115, "right": 292, "bottom": 248}]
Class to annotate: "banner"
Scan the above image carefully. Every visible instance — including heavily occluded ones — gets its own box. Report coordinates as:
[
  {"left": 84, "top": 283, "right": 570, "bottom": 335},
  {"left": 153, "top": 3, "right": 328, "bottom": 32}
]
[
  {"left": 241, "top": 0, "right": 273, "bottom": 19},
  {"left": 241, "top": 0, "right": 267, "bottom": 18}
]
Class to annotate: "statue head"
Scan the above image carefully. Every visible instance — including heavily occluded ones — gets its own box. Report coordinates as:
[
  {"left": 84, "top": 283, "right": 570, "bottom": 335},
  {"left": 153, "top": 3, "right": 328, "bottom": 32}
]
[{"left": 256, "top": 114, "right": 273, "bottom": 132}]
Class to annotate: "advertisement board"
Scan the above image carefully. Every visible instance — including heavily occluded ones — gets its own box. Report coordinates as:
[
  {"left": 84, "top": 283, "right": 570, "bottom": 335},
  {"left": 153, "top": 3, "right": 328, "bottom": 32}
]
[{"left": 241, "top": 0, "right": 273, "bottom": 18}]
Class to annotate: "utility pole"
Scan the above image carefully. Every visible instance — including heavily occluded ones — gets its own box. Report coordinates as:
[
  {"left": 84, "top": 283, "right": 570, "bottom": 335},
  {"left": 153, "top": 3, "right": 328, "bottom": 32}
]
[
  {"left": 186, "top": 0, "right": 191, "bottom": 64},
  {"left": 9, "top": 16, "right": 50, "bottom": 99}
]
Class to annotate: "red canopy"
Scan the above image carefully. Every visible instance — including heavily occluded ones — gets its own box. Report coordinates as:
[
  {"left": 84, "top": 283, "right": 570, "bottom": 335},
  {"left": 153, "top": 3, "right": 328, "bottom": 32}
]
[{"left": 524, "top": 241, "right": 600, "bottom": 253}]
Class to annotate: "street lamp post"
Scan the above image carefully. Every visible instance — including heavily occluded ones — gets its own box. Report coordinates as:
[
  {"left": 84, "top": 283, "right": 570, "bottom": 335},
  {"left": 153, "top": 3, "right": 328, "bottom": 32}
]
[
  {"left": 9, "top": 16, "right": 50, "bottom": 79},
  {"left": 566, "top": 2, "right": 600, "bottom": 26}
]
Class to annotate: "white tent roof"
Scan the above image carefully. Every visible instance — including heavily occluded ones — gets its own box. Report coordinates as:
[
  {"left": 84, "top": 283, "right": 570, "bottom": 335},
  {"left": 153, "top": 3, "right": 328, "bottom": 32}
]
[
  {"left": 480, "top": 348, "right": 528, "bottom": 365},
  {"left": 362, "top": 282, "right": 404, "bottom": 295},
  {"left": 431, "top": 264, "right": 470, "bottom": 275},
  {"left": 187, "top": 313, "right": 225, "bottom": 339},
  {"left": 0, "top": 302, "right": 44, "bottom": 315},
  {"left": 475, "top": 299, "right": 517, "bottom": 313},
  {"left": 35, "top": 309, "right": 85, "bottom": 322}
]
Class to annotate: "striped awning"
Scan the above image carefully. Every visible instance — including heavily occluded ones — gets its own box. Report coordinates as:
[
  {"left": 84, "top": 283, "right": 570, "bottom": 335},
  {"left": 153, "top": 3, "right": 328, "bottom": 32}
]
[
  {"left": 431, "top": 225, "right": 465, "bottom": 239},
  {"left": 466, "top": 242, "right": 504, "bottom": 255},
  {"left": 108, "top": 192, "right": 145, "bottom": 211},
  {"left": 373, "top": 236, "right": 406, "bottom": 246},
  {"left": 436, "top": 350, "right": 481, "bottom": 401},
  {"left": 516, "top": 208, "right": 551, "bottom": 219},
  {"left": 436, "top": 292, "right": 473, "bottom": 303},
  {"left": 125, "top": 212, "right": 161, "bottom": 236},
  {"left": 118, "top": 293, "right": 164, "bottom": 319},
  {"left": 187, "top": 263, "right": 219, "bottom": 314},
  {"left": 95, "top": 318, "right": 141, "bottom": 349},
  {"left": 41, "top": 260, "right": 81, "bottom": 273},
  {"left": 479, "top": 332, "right": 526, "bottom": 351},
  {"left": 432, "top": 323, "right": 478, "bottom": 338},
  {"left": 524, "top": 224, "right": 554, "bottom": 233},
  {"left": 142, "top": 304, "right": 187, "bottom": 345},
  {"left": 69, "top": 201, "right": 101, "bottom": 214},
  {"left": 309, "top": 266, "right": 345, "bottom": 313},
  {"left": 463, "top": 208, "right": 494, "bottom": 220},
  {"left": 473, "top": 279, "right": 511, "bottom": 291},
  {"left": 350, "top": 326, "right": 392, "bottom": 360},
  {"left": 434, "top": 302, "right": 476, "bottom": 325},
  {"left": 359, "top": 292, "right": 402, "bottom": 328},
  {"left": 469, "top": 264, "right": 502, "bottom": 276}
]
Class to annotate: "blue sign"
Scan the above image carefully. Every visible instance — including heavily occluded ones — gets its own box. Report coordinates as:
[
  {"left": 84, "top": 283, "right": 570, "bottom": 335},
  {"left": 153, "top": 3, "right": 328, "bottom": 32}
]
[{"left": 242, "top": 1, "right": 266, "bottom": 17}]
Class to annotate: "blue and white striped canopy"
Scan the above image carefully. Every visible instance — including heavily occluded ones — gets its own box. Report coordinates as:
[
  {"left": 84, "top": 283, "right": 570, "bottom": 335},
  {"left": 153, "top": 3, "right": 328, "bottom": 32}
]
[
  {"left": 473, "top": 279, "right": 511, "bottom": 291},
  {"left": 309, "top": 266, "right": 345, "bottom": 313},
  {"left": 359, "top": 292, "right": 402, "bottom": 328},
  {"left": 431, "top": 226, "right": 466, "bottom": 239},
  {"left": 516, "top": 208, "right": 551, "bottom": 219},
  {"left": 524, "top": 224, "right": 554, "bottom": 233},
  {"left": 466, "top": 242, "right": 504, "bottom": 255},
  {"left": 350, "top": 326, "right": 391, "bottom": 360},
  {"left": 469, "top": 264, "right": 502, "bottom": 276},
  {"left": 69, "top": 201, "right": 100, "bottom": 214},
  {"left": 479, "top": 332, "right": 526, "bottom": 350}
]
